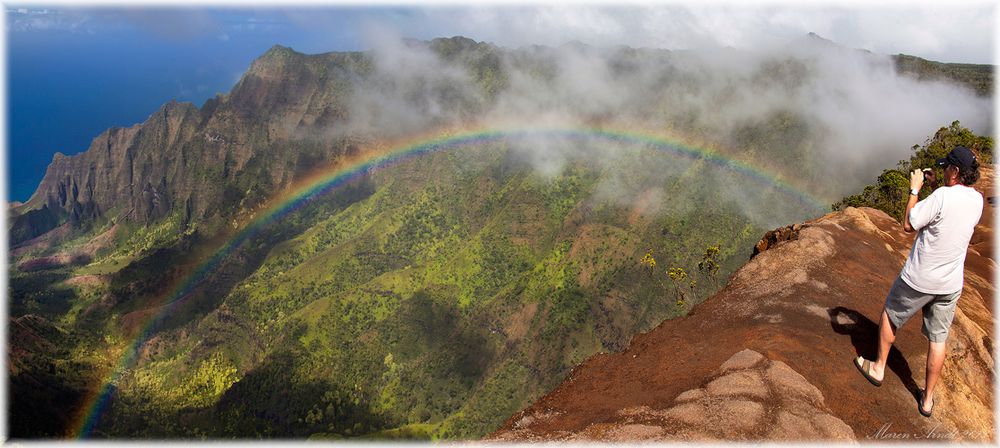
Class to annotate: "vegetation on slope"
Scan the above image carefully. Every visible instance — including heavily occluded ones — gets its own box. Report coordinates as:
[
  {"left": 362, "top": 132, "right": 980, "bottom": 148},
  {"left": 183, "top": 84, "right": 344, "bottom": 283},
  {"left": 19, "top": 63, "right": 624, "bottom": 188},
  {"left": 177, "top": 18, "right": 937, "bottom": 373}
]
[
  {"left": 833, "top": 121, "right": 993, "bottom": 221},
  {"left": 893, "top": 54, "right": 994, "bottom": 97},
  {"left": 9, "top": 139, "right": 779, "bottom": 439}
]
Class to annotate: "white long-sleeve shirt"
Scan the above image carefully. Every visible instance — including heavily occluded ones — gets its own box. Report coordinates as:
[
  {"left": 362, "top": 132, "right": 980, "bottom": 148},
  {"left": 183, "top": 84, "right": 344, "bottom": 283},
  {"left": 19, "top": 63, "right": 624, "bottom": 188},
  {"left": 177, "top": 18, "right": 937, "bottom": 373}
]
[{"left": 900, "top": 184, "right": 984, "bottom": 294}]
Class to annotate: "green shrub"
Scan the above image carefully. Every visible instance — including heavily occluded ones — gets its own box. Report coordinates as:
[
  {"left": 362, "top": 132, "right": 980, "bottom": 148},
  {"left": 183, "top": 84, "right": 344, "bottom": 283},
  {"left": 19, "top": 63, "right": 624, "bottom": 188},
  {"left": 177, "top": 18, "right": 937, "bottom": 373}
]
[{"left": 833, "top": 121, "right": 992, "bottom": 221}]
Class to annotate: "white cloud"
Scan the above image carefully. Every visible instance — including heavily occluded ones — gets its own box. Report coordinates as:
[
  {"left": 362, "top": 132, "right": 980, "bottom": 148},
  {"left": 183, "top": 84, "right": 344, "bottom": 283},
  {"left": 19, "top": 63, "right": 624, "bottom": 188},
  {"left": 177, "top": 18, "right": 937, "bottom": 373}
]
[
  {"left": 282, "top": 23, "right": 989, "bottom": 226},
  {"left": 8, "top": 5, "right": 994, "bottom": 63},
  {"left": 355, "top": 4, "right": 994, "bottom": 64}
]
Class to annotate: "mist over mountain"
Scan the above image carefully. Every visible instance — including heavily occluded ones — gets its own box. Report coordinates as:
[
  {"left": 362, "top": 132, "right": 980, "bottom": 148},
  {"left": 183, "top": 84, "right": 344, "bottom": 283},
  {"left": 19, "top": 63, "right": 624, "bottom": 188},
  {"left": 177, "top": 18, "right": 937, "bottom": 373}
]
[
  {"left": 13, "top": 33, "right": 991, "bottom": 246},
  {"left": 6, "top": 34, "right": 993, "bottom": 439}
]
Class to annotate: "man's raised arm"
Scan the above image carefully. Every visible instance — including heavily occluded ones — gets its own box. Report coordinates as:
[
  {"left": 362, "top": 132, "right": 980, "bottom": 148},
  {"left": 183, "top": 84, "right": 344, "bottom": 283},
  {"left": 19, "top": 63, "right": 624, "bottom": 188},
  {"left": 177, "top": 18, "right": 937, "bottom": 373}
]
[{"left": 903, "top": 169, "right": 925, "bottom": 233}]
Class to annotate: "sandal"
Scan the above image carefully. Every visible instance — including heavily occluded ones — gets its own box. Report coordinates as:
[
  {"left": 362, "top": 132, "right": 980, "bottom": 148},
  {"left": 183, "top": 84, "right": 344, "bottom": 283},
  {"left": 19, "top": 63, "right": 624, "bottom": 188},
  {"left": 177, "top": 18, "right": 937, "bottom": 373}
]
[
  {"left": 853, "top": 356, "right": 882, "bottom": 387},
  {"left": 917, "top": 389, "right": 934, "bottom": 417}
]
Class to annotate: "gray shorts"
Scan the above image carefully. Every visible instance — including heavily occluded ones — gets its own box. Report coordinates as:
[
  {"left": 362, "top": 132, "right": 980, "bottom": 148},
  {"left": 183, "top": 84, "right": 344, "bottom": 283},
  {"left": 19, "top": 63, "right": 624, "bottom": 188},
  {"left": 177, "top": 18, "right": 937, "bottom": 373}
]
[{"left": 883, "top": 276, "right": 961, "bottom": 343}]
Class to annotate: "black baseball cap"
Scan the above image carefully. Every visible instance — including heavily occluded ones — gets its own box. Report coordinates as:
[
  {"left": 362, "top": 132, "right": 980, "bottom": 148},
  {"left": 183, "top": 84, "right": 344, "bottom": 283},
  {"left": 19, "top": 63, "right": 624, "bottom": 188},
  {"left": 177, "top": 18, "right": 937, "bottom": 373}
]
[{"left": 936, "top": 146, "right": 977, "bottom": 171}]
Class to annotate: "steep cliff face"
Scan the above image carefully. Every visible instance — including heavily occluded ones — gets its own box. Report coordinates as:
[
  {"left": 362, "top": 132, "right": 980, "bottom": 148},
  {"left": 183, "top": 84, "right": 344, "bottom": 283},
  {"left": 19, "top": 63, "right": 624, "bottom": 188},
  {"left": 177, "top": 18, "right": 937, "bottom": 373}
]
[
  {"left": 28, "top": 101, "right": 198, "bottom": 225},
  {"left": 489, "top": 167, "right": 995, "bottom": 442},
  {"left": 10, "top": 45, "right": 373, "bottom": 246}
]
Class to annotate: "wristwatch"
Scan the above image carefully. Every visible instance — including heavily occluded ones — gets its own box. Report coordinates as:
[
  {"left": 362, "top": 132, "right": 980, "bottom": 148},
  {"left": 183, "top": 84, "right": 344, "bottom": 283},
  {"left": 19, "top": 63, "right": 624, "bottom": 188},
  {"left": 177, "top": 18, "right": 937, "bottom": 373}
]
[{"left": 910, "top": 188, "right": 920, "bottom": 196}]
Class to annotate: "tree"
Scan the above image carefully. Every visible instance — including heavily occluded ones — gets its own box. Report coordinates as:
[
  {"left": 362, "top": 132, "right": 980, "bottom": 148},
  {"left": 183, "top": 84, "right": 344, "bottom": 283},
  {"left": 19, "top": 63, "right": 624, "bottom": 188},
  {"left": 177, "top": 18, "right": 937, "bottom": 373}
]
[
  {"left": 910, "top": 120, "right": 993, "bottom": 166},
  {"left": 667, "top": 267, "right": 689, "bottom": 308},
  {"left": 697, "top": 245, "right": 721, "bottom": 288},
  {"left": 833, "top": 121, "right": 992, "bottom": 221},
  {"left": 640, "top": 249, "right": 656, "bottom": 270}
]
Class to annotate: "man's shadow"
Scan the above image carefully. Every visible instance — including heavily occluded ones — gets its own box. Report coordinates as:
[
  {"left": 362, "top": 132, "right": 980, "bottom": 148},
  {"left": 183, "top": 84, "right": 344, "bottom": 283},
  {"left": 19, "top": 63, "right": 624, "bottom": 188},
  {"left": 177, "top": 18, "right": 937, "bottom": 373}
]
[{"left": 829, "top": 306, "right": 920, "bottom": 398}]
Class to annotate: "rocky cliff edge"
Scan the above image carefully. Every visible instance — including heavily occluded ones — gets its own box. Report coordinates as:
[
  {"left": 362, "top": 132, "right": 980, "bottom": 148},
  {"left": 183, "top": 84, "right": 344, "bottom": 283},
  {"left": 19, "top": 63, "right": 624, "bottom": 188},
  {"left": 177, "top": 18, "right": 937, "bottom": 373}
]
[{"left": 489, "top": 167, "right": 995, "bottom": 442}]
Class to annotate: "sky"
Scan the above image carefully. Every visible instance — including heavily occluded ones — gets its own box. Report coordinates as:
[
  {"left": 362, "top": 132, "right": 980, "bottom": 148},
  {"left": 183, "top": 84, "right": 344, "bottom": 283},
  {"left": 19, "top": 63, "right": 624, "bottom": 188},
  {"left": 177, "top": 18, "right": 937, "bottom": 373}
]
[{"left": 5, "top": 2, "right": 997, "bottom": 202}]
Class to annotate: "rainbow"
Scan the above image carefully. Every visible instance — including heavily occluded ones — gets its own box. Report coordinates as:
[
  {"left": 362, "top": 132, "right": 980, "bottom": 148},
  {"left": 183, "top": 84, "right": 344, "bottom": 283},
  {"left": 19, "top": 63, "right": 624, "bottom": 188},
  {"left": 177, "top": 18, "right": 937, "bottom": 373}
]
[{"left": 71, "top": 124, "right": 828, "bottom": 437}]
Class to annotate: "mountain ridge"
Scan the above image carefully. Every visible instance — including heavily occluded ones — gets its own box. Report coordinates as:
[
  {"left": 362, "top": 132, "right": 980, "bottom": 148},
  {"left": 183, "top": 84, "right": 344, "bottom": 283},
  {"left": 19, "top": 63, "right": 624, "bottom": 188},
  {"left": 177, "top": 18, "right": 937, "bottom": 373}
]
[{"left": 10, "top": 34, "right": 993, "bottom": 248}]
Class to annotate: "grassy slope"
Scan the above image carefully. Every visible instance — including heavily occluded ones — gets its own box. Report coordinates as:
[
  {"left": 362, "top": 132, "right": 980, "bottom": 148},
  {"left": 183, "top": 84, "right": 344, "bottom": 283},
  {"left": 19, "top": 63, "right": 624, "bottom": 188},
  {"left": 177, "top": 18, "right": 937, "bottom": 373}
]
[{"left": 73, "top": 140, "right": 777, "bottom": 439}]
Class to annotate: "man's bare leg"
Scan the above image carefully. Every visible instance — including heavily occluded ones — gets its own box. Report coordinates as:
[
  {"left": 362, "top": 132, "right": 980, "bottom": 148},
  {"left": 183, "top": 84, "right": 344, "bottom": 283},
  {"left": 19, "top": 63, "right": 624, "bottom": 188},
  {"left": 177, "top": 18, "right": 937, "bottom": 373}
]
[
  {"left": 869, "top": 308, "right": 896, "bottom": 382},
  {"left": 922, "top": 340, "right": 946, "bottom": 412}
]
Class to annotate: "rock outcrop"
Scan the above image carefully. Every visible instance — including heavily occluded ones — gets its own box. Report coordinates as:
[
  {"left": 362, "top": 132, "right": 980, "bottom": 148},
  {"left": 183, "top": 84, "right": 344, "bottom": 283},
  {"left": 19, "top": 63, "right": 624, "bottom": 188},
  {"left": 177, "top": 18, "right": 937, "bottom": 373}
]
[
  {"left": 751, "top": 223, "right": 803, "bottom": 258},
  {"left": 491, "top": 349, "right": 855, "bottom": 441},
  {"left": 490, "top": 167, "right": 995, "bottom": 442}
]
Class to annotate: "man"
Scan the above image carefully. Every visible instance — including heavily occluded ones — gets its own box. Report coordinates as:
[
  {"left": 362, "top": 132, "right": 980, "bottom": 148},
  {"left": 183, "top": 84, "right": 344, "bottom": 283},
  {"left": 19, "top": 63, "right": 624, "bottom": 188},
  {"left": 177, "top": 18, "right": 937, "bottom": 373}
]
[{"left": 853, "top": 145, "right": 983, "bottom": 417}]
